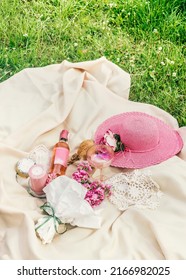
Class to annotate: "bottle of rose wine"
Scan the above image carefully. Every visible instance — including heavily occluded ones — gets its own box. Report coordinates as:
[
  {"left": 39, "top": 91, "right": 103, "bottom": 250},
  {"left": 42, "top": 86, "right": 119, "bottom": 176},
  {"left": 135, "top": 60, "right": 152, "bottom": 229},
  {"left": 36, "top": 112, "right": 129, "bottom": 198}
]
[{"left": 49, "top": 129, "right": 70, "bottom": 176}]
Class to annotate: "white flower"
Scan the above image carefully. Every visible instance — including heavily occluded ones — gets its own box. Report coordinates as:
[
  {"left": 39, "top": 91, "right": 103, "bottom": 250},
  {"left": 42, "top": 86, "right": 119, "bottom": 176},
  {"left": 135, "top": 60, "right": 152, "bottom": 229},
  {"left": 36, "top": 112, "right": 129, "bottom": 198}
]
[
  {"left": 153, "top": 29, "right": 158, "bottom": 34},
  {"left": 161, "top": 61, "right": 165, "bottom": 66},
  {"left": 103, "top": 130, "right": 117, "bottom": 151},
  {"left": 172, "top": 72, "right": 177, "bottom": 77},
  {"left": 109, "top": 3, "right": 116, "bottom": 8},
  {"left": 165, "top": 58, "right": 175, "bottom": 65}
]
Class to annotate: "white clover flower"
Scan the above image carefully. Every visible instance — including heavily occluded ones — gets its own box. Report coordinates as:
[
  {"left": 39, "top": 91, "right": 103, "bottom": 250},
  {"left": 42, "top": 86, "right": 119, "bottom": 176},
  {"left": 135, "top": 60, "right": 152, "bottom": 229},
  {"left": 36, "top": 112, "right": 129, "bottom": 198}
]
[
  {"left": 109, "top": 3, "right": 116, "bottom": 8},
  {"left": 165, "top": 58, "right": 175, "bottom": 65},
  {"left": 158, "top": 46, "right": 163, "bottom": 51},
  {"left": 161, "top": 61, "right": 165, "bottom": 66},
  {"left": 153, "top": 29, "right": 158, "bottom": 33},
  {"left": 172, "top": 72, "right": 177, "bottom": 77},
  {"left": 23, "top": 33, "right": 28, "bottom": 37},
  {"left": 74, "top": 42, "right": 78, "bottom": 47}
]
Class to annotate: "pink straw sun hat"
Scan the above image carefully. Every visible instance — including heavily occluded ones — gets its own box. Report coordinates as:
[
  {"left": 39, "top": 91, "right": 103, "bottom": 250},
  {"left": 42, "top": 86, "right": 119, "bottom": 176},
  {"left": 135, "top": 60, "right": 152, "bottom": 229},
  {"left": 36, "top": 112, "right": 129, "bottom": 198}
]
[{"left": 94, "top": 112, "right": 183, "bottom": 169}]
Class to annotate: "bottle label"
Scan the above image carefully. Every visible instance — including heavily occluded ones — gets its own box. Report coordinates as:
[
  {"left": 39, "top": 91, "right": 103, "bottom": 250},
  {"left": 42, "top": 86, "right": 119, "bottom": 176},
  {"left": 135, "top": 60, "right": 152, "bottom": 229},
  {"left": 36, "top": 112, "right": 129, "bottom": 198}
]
[{"left": 54, "top": 147, "right": 69, "bottom": 167}]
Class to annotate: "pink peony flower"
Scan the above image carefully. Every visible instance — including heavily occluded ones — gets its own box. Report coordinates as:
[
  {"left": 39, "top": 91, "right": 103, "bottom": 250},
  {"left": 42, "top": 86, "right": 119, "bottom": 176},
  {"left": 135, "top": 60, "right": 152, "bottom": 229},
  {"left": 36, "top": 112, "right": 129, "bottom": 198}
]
[
  {"left": 72, "top": 161, "right": 112, "bottom": 208},
  {"left": 100, "top": 130, "right": 117, "bottom": 151},
  {"left": 77, "top": 161, "right": 94, "bottom": 173},
  {"left": 72, "top": 171, "right": 90, "bottom": 184}
]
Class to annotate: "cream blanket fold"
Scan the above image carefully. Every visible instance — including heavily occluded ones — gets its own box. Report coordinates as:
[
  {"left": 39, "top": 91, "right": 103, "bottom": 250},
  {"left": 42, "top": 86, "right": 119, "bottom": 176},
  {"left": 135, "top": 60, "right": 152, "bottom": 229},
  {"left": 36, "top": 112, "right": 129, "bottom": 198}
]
[{"left": 0, "top": 57, "right": 186, "bottom": 260}]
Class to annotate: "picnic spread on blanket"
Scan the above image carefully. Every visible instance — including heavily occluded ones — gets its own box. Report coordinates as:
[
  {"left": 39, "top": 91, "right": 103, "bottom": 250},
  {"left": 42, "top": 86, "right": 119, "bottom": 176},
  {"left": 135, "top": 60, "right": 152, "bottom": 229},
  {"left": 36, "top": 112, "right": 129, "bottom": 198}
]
[{"left": 0, "top": 57, "right": 186, "bottom": 259}]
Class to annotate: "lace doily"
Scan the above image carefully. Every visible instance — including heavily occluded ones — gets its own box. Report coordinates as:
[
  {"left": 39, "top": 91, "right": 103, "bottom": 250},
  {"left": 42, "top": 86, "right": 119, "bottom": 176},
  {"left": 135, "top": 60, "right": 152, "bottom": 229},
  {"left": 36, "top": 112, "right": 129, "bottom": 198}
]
[
  {"left": 105, "top": 170, "right": 163, "bottom": 210},
  {"left": 29, "top": 144, "right": 51, "bottom": 171}
]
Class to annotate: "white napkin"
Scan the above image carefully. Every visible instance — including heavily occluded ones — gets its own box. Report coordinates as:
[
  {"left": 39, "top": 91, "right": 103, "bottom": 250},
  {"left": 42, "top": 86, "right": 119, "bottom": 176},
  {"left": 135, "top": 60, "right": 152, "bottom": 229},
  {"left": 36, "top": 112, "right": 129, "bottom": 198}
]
[
  {"left": 35, "top": 176, "right": 101, "bottom": 244},
  {"left": 35, "top": 216, "right": 59, "bottom": 245}
]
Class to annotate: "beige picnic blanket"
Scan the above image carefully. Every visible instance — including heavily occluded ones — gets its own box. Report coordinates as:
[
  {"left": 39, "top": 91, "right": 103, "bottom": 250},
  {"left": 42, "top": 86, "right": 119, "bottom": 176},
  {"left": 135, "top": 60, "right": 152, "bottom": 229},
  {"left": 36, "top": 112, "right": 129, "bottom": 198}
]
[{"left": 0, "top": 57, "right": 186, "bottom": 260}]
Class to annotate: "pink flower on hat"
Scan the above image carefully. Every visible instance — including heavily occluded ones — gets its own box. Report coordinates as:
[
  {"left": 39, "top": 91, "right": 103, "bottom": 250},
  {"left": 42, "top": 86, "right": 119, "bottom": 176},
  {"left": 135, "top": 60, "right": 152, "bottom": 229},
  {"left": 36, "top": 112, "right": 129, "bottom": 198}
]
[
  {"left": 100, "top": 130, "right": 117, "bottom": 150},
  {"left": 100, "top": 129, "right": 125, "bottom": 152}
]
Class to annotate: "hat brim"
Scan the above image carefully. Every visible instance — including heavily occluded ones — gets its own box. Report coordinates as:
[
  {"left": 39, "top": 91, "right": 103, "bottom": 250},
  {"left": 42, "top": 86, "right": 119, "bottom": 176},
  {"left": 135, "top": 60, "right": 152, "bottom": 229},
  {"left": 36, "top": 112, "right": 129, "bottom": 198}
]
[{"left": 94, "top": 112, "right": 183, "bottom": 168}]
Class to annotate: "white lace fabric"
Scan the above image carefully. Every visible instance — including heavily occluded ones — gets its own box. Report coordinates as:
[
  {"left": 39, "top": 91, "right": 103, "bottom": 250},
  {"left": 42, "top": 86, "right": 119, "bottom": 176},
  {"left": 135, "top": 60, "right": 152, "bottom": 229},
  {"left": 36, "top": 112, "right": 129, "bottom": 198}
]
[
  {"left": 29, "top": 144, "right": 51, "bottom": 171},
  {"left": 106, "top": 170, "right": 163, "bottom": 210}
]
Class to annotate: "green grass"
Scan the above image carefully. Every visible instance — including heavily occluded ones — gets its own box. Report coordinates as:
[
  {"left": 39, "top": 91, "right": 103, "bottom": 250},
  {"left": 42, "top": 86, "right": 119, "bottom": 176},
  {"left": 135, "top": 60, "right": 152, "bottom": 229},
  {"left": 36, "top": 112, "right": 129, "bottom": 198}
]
[{"left": 0, "top": 0, "right": 185, "bottom": 126}]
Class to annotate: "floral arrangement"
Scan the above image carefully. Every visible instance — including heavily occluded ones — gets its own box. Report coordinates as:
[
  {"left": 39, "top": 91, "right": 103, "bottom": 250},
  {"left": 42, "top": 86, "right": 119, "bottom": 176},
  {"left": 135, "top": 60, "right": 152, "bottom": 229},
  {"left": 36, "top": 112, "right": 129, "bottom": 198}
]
[
  {"left": 35, "top": 175, "right": 101, "bottom": 244},
  {"left": 72, "top": 161, "right": 112, "bottom": 207},
  {"left": 99, "top": 129, "right": 125, "bottom": 152}
]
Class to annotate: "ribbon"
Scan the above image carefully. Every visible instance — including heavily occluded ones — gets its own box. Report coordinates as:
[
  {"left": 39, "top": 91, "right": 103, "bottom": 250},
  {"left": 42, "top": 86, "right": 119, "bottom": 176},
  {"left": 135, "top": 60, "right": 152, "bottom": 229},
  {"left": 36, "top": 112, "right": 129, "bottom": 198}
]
[
  {"left": 35, "top": 202, "right": 67, "bottom": 234},
  {"left": 117, "top": 147, "right": 134, "bottom": 164}
]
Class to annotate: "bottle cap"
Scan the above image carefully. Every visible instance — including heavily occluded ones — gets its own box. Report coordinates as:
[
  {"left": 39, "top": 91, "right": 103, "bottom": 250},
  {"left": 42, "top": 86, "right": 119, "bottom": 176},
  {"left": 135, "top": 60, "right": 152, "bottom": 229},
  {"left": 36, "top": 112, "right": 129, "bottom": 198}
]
[{"left": 60, "top": 129, "right": 69, "bottom": 140}]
